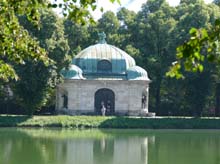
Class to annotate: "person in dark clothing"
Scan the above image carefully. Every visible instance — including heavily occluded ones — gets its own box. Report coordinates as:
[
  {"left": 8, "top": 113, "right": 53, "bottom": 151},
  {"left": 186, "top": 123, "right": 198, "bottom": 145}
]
[{"left": 106, "top": 100, "right": 111, "bottom": 115}]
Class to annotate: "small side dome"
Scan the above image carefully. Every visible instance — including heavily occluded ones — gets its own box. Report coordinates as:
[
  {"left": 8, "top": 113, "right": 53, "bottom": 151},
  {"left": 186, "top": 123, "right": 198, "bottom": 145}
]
[
  {"left": 127, "top": 66, "right": 150, "bottom": 80},
  {"left": 61, "top": 65, "right": 85, "bottom": 80}
]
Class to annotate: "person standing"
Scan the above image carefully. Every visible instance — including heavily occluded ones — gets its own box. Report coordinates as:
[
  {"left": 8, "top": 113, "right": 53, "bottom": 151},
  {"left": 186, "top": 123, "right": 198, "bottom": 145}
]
[
  {"left": 106, "top": 100, "right": 111, "bottom": 115},
  {"left": 101, "top": 101, "right": 106, "bottom": 116}
]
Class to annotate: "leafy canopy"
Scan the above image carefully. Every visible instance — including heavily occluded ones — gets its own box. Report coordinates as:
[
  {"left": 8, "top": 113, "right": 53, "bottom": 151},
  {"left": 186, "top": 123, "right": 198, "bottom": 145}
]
[
  {"left": 0, "top": 0, "right": 119, "bottom": 82},
  {"left": 167, "top": 20, "right": 220, "bottom": 79},
  {"left": 167, "top": 1, "right": 220, "bottom": 79}
]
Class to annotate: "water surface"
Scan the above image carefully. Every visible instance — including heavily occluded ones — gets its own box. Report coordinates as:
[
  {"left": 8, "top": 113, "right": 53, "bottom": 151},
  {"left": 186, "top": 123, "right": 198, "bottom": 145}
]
[{"left": 0, "top": 128, "right": 220, "bottom": 164}]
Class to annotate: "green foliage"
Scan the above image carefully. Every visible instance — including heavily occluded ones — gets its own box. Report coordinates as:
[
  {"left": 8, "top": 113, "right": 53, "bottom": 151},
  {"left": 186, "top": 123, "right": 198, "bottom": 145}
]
[
  {"left": 0, "top": 0, "right": 120, "bottom": 114},
  {"left": 0, "top": 0, "right": 50, "bottom": 82},
  {"left": 166, "top": 62, "right": 183, "bottom": 79},
  {"left": 97, "top": 11, "right": 120, "bottom": 44},
  {"left": 0, "top": 0, "right": 120, "bottom": 82},
  {"left": 49, "top": 0, "right": 119, "bottom": 25},
  {"left": 134, "top": 0, "right": 177, "bottom": 114},
  {"left": 166, "top": 28, "right": 208, "bottom": 79},
  {"left": 1, "top": 0, "right": 220, "bottom": 117},
  {"left": 183, "top": 71, "right": 212, "bottom": 116},
  {"left": 64, "top": 19, "right": 90, "bottom": 55},
  {"left": 167, "top": 1, "right": 220, "bottom": 79},
  {"left": 13, "top": 9, "right": 70, "bottom": 115},
  {"left": 13, "top": 61, "right": 55, "bottom": 115},
  {"left": 167, "top": 21, "right": 220, "bottom": 78}
]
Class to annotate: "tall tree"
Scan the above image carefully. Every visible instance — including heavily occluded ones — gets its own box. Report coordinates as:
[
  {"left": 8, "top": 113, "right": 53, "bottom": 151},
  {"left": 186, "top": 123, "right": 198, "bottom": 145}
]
[
  {"left": 97, "top": 11, "right": 120, "bottom": 44},
  {"left": 64, "top": 19, "right": 90, "bottom": 55},
  {"left": 167, "top": 1, "right": 220, "bottom": 78},
  {"left": 19, "top": 9, "right": 70, "bottom": 72},
  {"left": 136, "top": 0, "right": 177, "bottom": 114},
  {"left": 0, "top": 0, "right": 119, "bottom": 82},
  {"left": 0, "top": 0, "right": 120, "bottom": 114},
  {"left": 13, "top": 9, "right": 70, "bottom": 114},
  {"left": 0, "top": 0, "right": 49, "bottom": 82},
  {"left": 116, "top": 8, "right": 139, "bottom": 52},
  {"left": 168, "top": 0, "right": 219, "bottom": 116}
]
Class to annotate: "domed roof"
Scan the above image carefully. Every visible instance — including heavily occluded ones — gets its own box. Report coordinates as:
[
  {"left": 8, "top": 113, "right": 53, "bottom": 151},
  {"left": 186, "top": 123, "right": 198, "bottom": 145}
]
[
  {"left": 127, "top": 66, "right": 149, "bottom": 80},
  {"left": 61, "top": 65, "right": 84, "bottom": 80},
  {"left": 72, "top": 33, "right": 135, "bottom": 76},
  {"left": 73, "top": 44, "right": 135, "bottom": 74},
  {"left": 64, "top": 32, "right": 150, "bottom": 81}
]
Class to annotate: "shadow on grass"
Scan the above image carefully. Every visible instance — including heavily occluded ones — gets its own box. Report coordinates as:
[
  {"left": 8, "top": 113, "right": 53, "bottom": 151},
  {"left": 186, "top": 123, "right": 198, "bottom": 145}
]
[
  {"left": 0, "top": 115, "right": 31, "bottom": 127},
  {"left": 99, "top": 117, "right": 220, "bottom": 129}
]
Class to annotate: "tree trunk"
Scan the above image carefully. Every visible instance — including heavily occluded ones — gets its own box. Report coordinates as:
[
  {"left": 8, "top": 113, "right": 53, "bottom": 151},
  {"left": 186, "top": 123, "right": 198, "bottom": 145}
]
[
  {"left": 155, "top": 77, "right": 162, "bottom": 115},
  {"left": 215, "top": 83, "right": 220, "bottom": 117}
]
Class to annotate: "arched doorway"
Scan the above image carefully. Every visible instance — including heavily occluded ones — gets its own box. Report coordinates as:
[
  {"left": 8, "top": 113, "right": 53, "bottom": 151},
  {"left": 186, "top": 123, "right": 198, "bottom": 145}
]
[{"left": 95, "top": 88, "right": 115, "bottom": 115}]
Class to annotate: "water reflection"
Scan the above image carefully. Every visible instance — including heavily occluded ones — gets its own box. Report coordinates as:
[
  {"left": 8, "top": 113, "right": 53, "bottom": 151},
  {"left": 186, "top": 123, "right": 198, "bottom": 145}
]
[
  {"left": 93, "top": 136, "right": 155, "bottom": 164},
  {"left": 93, "top": 138, "right": 114, "bottom": 164},
  {"left": 0, "top": 129, "right": 220, "bottom": 164}
]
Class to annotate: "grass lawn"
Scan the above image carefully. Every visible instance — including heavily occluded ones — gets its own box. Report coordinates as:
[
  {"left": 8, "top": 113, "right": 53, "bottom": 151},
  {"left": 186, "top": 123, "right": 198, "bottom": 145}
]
[{"left": 1, "top": 115, "right": 220, "bottom": 129}]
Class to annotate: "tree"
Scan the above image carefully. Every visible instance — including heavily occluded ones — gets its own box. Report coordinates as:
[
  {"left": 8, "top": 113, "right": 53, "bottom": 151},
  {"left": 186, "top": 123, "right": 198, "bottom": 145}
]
[
  {"left": 64, "top": 19, "right": 90, "bottom": 55},
  {"left": 135, "top": 0, "right": 177, "bottom": 114},
  {"left": 0, "top": 0, "right": 119, "bottom": 114},
  {"left": 116, "top": 8, "right": 139, "bottom": 52},
  {"left": 0, "top": 0, "right": 119, "bottom": 82},
  {"left": 19, "top": 9, "right": 70, "bottom": 72},
  {"left": 166, "top": 1, "right": 220, "bottom": 116},
  {"left": 0, "top": 0, "right": 49, "bottom": 82},
  {"left": 97, "top": 11, "right": 120, "bottom": 44},
  {"left": 184, "top": 71, "right": 212, "bottom": 116},
  {"left": 167, "top": 1, "right": 220, "bottom": 78},
  {"left": 12, "top": 9, "right": 69, "bottom": 115}
]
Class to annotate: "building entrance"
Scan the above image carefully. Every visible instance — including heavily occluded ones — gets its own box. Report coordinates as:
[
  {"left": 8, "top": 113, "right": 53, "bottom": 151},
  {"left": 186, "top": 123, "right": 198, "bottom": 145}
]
[{"left": 95, "top": 88, "right": 115, "bottom": 115}]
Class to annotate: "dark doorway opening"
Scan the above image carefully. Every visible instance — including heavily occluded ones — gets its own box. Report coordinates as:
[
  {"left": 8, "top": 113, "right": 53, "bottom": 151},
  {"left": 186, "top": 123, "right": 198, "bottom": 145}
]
[{"left": 95, "top": 88, "right": 115, "bottom": 115}]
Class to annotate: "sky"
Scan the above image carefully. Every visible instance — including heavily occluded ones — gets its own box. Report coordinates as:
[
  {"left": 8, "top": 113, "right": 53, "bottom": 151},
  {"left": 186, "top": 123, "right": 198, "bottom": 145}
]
[
  {"left": 91, "top": 0, "right": 213, "bottom": 20},
  {"left": 52, "top": 0, "right": 214, "bottom": 19}
]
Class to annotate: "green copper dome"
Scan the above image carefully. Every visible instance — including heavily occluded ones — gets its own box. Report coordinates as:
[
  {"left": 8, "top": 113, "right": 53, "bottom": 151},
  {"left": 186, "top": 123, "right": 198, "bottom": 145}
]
[
  {"left": 61, "top": 65, "right": 84, "bottom": 79},
  {"left": 72, "top": 43, "right": 136, "bottom": 77},
  {"left": 64, "top": 32, "right": 149, "bottom": 81},
  {"left": 127, "top": 66, "right": 150, "bottom": 80}
]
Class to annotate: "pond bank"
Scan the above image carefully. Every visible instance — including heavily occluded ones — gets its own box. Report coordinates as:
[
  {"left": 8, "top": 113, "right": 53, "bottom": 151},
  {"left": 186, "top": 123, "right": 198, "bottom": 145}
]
[{"left": 1, "top": 115, "right": 220, "bottom": 129}]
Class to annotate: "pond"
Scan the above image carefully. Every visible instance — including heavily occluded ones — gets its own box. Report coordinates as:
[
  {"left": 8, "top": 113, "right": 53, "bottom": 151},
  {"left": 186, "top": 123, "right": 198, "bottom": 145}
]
[{"left": 0, "top": 128, "right": 220, "bottom": 164}]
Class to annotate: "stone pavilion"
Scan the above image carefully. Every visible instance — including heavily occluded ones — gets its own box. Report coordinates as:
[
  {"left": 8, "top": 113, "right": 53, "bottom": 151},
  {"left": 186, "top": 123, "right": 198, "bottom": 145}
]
[{"left": 56, "top": 33, "right": 151, "bottom": 116}]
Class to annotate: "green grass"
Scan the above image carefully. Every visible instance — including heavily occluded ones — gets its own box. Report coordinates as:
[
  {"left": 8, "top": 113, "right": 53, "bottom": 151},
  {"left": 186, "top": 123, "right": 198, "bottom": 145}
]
[{"left": 1, "top": 115, "right": 220, "bottom": 129}]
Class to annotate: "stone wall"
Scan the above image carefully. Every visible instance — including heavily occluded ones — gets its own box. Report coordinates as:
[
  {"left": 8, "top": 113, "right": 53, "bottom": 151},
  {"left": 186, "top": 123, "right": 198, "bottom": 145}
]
[{"left": 56, "top": 79, "right": 149, "bottom": 116}]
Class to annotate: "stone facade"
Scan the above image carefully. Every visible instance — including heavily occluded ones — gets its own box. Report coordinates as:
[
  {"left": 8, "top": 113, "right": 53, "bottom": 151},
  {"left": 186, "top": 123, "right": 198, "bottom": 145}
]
[
  {"left": 56, "top": 33, "right": 152, "bottom": 116},
  {"left": 56, "top": 79, "right": 149, "bottom": 116}
]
